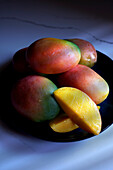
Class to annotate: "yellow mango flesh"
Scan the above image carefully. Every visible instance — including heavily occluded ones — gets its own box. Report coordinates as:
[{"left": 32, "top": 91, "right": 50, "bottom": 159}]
[
  {"left": 49, "top": 113, "right": 79, "bottom": 133},
  {"left": 50, "top": 106, "right": 100, "bottom": 133},
  {"left": 54, "top": 87, "right": 102, "bottom": 135},
  {"left": 97, "top": 106, "right": 100, "bottom": 110}
]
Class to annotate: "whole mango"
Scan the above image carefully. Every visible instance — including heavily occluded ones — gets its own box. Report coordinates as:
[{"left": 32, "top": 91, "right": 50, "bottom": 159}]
[
  {"left": 11, "top": 75, "right": 60, "bottom": 122},
  {"left": 67, "top": 38, "right": 97, "bottom": 67},
  {"left": 26, "top": 38, "right": 81, "bottom": 74},
  {"left": 12, "top": 47, "right": 31, "bottom": 73},
  {"left": 57, "top": 64, "right": 109, "bottom": 104}
]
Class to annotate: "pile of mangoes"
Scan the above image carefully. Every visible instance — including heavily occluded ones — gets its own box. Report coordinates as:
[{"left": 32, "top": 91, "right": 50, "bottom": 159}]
[{"left": 11, "top": 38, "right": 109, "bottom": 135}]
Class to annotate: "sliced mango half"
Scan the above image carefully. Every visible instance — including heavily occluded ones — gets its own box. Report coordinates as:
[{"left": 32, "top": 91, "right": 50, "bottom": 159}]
[
  {"left": 49, "top": 113, "right": 79, "bottom": 133},
  {"left": 54, "top": 87, "right": 102, "bottom": 135}
]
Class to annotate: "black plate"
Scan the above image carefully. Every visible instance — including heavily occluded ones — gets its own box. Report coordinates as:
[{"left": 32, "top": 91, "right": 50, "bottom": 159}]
[{"left": 0, "top": 51, "right": 113, "bottom": 142}]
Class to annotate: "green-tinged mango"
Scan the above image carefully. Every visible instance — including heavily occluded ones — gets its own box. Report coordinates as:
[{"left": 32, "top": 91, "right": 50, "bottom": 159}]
[{"left": 11, "top": 75, "right": 60, "bottom": 122}]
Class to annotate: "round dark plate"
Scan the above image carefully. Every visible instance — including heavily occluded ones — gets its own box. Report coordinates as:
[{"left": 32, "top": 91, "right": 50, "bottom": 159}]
[{"left": 0, "top": 51, "right": 113, "bottom": 142}]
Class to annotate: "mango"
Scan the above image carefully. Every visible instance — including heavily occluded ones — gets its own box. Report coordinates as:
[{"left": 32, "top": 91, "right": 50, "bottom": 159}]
[
  {"left": 26, "top": 38, "right": 81, "bottom": 74},
  {"left": 12, "top": 47, "right": 31, "bottom": 73},
  {"left": 50, "top": 106, "right": 100, "bottom": 133},
  {"left": 57, "top": 64, "right": 109, "bottom": 104},
  {"left": 54, "top": 87, "right": 102, "bottom": 135},
  {"left": 11, "top": 75, "right": 60, "bottom": 122},
  {"left": 49, "top": 113, "right": 79, "bottom": 133},
  {"left": 67, "top": 38, "right": 97, "bottom": 67},
  {"left": 97, "top": 106, "right": 100, "bottom": 110}
]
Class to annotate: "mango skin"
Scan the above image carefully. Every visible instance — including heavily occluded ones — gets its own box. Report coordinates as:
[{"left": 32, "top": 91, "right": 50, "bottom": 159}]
[
  {"left": 11, "top": 75, "right": 60, "bottom": 122},
  {"left": 26, "top": 38, "right": 81, "bottom": 74},
  {"left": 57, "top": 64, "right": 109, "bottom": 104},
  {"left": 68, "top": 38, "right": 97, "bottom": 67},
  {"left": 12, "top": 47, "right": 31, "bottom": 73},
  {"left": 54, "top": 87, "right": 102, "bottom": 135}
]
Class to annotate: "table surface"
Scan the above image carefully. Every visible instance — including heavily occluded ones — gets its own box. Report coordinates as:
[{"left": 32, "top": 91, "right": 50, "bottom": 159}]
[{"left": 0, "top": 1, "right": 113, "bottom": 170}]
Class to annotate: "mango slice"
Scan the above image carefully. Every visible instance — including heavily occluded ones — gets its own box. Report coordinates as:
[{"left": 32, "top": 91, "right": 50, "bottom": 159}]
[
  {"left": 49, "top": 113, "right": 79, "bottom": 133},
  {"left": 49, "top": 106, "right": 100, "bottom": 133},
  {"left": 97, "top": 106, "right": 100, "bottom": 110},
  {"left": 54, "top": 87, "right": 102, "bottom": 135}
]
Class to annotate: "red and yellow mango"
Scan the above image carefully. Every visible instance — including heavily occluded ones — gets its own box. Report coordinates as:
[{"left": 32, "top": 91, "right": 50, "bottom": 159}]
[
  {"left": 26, "top": 38, "right": 81, "bottom": 74},
  {"left": 57, "top": 64, "right": 109, "bottom": 104},
  {"left": 11, "top": 75, "right": 60, "bottom": 122},
  {"left": 67, "top": 38, "right": 97, "bottom": 67}
]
